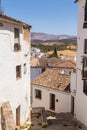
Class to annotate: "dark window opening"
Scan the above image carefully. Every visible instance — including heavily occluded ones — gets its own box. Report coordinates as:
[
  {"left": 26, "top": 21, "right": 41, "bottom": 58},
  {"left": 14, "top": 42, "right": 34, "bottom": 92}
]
[
  {"left": 35, "top": 89, "right": 41, "bottom": 99},
  {"left": 16, "top": 65, "right": 21, "bottom": 80},
  {"left": 83, "top": 0, "right": 87, "bottom": 28},
  {"left": 42, "top": 68, "right": 45, "bottom": 73},
  {"left": 84, "top": 39, "right": 87, "bottom": 54},
  {"left": 14, "top": 28, "right": 19, "bottom": 43},
  {"left": 0, "top": 22, "right": 3, "bottom": 27},
  {"left": 83, "top": 80, "right": 87, "bottom": 95},
  {"left": 14, "top": 28, "right": 21, "bottom": 51},
  {"left": 82, "top": 57, "right": 87, "bottom": 79},
  {"left": 14, "top": 43, "right": 21, "bottom": 51}
]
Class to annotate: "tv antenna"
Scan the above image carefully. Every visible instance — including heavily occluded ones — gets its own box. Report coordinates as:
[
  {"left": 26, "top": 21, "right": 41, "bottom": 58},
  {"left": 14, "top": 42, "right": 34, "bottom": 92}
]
[{"left": 0, "top": 0, "right": 3, "bottom": 14}]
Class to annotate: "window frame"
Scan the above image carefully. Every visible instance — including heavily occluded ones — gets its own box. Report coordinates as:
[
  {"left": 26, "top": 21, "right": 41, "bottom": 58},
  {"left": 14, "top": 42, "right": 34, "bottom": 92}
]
[
  {"left": 35, "top": 89, "right": 42, "bottom": 99},
  {"left": 82, "top": 57, "right": 87, "bottom": 79},
  {"left": 84, "top": 39, "right": 87, "bottom": 54},
  {"left": 16, "top": 65, "right": 21, "bottom": 80},
  {"left": 23, "top": 63, "right": 27, "bottom": 74},
  {"left": 14, "top": 28, "right": 21, "bottom": 51},
  {"left": 83, "top": 80, "right": 87, "bottom": 95}
]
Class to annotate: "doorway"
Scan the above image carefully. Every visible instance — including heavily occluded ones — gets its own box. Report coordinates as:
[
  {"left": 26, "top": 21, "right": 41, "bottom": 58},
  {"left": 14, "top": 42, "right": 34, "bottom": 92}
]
[
  {"left": 71, "top": 96, "right": 74, "bottom": 115},
  {"left": 16, "top": 105, "right": 20, "bottom": 126},
  {"left": 50, "top": 94, "right": 55, "bottom": 110}
]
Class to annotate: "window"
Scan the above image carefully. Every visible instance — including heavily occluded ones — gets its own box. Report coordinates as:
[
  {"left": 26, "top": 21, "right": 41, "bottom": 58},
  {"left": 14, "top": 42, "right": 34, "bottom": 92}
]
[
  {"left": 23, "top": 63, "right": 27, "bottom": 74},
  {"left": 35, "top": 89, "right": 41, "bottom": 99},
  {"left": 0, "top": 22, "right": 3, "bottom": 27},
  {"left": 14, "top": 28, "right": 21, "bottom": 51},
  {"left": 16, "top": 65, "right": 21, "bottom": 79},
  {"left": 83, "top": 80, "right": 87, "bottom": 95},
  {"left": 83, "top": 1, "right": 87, "bottom": 28},
  {"left": 14, "top": 28, "right": 19, "bottom": 43},
  {"left": 82, "top": 57, "right": 87, "bottom": 79},
  {"left": 84, "top": 39, "right": 87, "bottom": 54},
  {"left": 42, "top": 68, "right": 45, "bottom": 73}
]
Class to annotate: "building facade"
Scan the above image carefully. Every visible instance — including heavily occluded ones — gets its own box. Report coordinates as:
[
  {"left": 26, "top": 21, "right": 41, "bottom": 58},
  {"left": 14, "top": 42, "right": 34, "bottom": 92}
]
[
  {"left": 31, "top": 69, "right": 71, "bottom": 113},
  {"left": 71, "top": 0, "right": 87, "bottom": 127},
  {"left": 32, "top": 84, "right": 71, "bottom": 113},
  {"left": 0, "top": 14, "right": 31, "bottom": 125}
]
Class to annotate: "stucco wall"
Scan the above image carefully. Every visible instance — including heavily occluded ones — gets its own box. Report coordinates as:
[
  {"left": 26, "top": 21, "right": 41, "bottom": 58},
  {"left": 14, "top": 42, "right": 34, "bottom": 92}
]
[
  {"left": 0, "top": 20, "right": 30, "bottom": 124},
  {"left": 75, "top": 0, "right": 87, "bottom": 127},
  {"left": 32, "top": 84, "right": 71, "bottom": 113}
]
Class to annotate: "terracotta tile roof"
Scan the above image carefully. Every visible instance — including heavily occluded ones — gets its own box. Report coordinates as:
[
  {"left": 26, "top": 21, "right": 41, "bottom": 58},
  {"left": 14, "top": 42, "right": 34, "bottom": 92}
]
[
  {"left": 0, "top": 14, "right": 32, "bottom": 28},
  {"left": 51, "top": 60, "right": 76, "bottom": 69},
  {"left": 30, "top": 58, "right": 48, "bottom": 67},
  {"left": 47, "top": 58, "right": 62, "bottom": 65},
  {"left": 31, "top": 69, "right": 70, "bottom": 91},
  {"left": 30, "top": 57, "right": 62, "bottom": 67}
]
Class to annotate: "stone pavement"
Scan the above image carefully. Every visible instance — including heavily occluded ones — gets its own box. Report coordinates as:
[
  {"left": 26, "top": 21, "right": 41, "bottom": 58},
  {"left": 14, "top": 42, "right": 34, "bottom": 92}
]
[{"left": 29, "top": 111, "right": 87, "bottom": 130}]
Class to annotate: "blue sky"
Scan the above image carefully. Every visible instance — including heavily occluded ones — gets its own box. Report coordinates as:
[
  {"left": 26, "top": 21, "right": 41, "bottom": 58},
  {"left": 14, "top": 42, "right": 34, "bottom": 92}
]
[{"left": 2, "top": 0, "right": 77, "bottom": 35}]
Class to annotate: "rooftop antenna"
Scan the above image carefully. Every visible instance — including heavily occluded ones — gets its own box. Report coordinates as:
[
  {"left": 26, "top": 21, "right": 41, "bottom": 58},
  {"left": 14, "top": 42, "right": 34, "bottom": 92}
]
[{"left": 0, "top": 0, "right": 3, "bottom": 14}]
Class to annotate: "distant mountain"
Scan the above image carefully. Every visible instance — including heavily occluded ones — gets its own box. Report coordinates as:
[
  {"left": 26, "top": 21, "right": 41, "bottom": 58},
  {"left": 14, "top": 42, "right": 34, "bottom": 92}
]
[{"left": 31, "top": 32, "right": 77, "bottom": 44}]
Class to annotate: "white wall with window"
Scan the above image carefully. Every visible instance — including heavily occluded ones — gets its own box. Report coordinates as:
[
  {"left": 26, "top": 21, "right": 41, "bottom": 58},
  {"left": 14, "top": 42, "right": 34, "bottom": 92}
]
[
  {"left": 0, "top": 15, "right": 31, "bottom": 125},
  {"left": 32, "top": 84, "right": 71, "bottom": 113},
  {"left": 73, "top": 0, "right": 87, "bottom": 127}
]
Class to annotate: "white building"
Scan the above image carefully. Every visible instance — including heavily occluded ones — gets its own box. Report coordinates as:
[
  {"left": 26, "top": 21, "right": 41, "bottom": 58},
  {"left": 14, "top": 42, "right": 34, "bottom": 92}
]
[
  {"left": 31, "top": 47, "right": 43, "bottom": 58},
  {"left": 0, "top": 14, "right": 31, "bottom": 125},
  {"left": 31, "top": 69, "right": 71, "bottom": 113},
  {"left": 51, "top": 60, "right": 76, "bottom": 75},
  {"left": 71, "top": 0, "right": 87, "bottom": 127}
]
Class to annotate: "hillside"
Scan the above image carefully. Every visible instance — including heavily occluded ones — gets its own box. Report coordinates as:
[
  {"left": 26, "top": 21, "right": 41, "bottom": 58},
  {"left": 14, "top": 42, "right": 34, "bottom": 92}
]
[{"left": 31, "top": 32, "right": 77, "bottom": 45}]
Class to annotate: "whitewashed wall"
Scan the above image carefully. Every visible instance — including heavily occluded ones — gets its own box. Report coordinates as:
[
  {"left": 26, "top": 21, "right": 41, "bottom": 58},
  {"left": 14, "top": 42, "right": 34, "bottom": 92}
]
[
  {"left": 74, "top": 0, "right": 87, "bottom": 127},
  {"left": 32, "top": 84, "right": 71, "bottom": 113},
  {"left": 0, "top": 20, "right": 30, "bottom": 124},
  {"left": 71, "top": 72, "right": 77, "bottom": 97}
]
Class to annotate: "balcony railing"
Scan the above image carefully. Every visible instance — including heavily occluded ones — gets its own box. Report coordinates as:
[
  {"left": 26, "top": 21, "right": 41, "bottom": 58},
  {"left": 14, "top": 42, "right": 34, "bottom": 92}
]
[{"left": 14, "top": 43, "right": 21, "bottom": 52}]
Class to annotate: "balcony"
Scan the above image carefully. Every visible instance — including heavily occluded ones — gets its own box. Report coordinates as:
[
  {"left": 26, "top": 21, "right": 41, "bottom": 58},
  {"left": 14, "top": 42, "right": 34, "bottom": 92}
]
[{"left": 14, "top": 43, "right": 21, "bottom": 52}]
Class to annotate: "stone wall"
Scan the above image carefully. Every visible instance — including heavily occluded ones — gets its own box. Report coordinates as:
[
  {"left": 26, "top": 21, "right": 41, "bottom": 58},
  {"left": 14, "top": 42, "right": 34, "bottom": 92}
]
[{"left": 1, "top": 101, "right": 16, "bottom": 130}]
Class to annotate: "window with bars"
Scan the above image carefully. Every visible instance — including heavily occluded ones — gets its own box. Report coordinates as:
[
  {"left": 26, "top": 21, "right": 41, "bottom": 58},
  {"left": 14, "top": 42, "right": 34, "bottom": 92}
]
[{"left": 14, "top": 28, "right": 21, "bottom": 51}]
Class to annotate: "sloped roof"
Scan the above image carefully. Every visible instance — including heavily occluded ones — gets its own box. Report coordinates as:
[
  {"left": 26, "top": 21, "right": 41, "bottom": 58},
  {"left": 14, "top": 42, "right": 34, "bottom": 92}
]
[
  {"left": 51, "top": 60, "right": 76, "bottom": 69},
  {"left": 47, "top": 58, "right": 62, "bottom": 65},
  {"left": 30, "top": 58, "right": 48, "bottom": 67},
  {"left": 0, "top": 14, "right": 32, "bottom": 28},
  {"left": 30, "top": 57, "right": 62, "bottom": 67},
  {"left": 32, "top": 68, "right": 70, "bottom": 91}
]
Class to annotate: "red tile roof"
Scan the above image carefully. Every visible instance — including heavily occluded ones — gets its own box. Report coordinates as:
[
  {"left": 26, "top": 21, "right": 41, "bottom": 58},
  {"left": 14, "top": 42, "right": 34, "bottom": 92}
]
[{"left": 32, "top": 68, "right": 70, "bottom": 92}]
